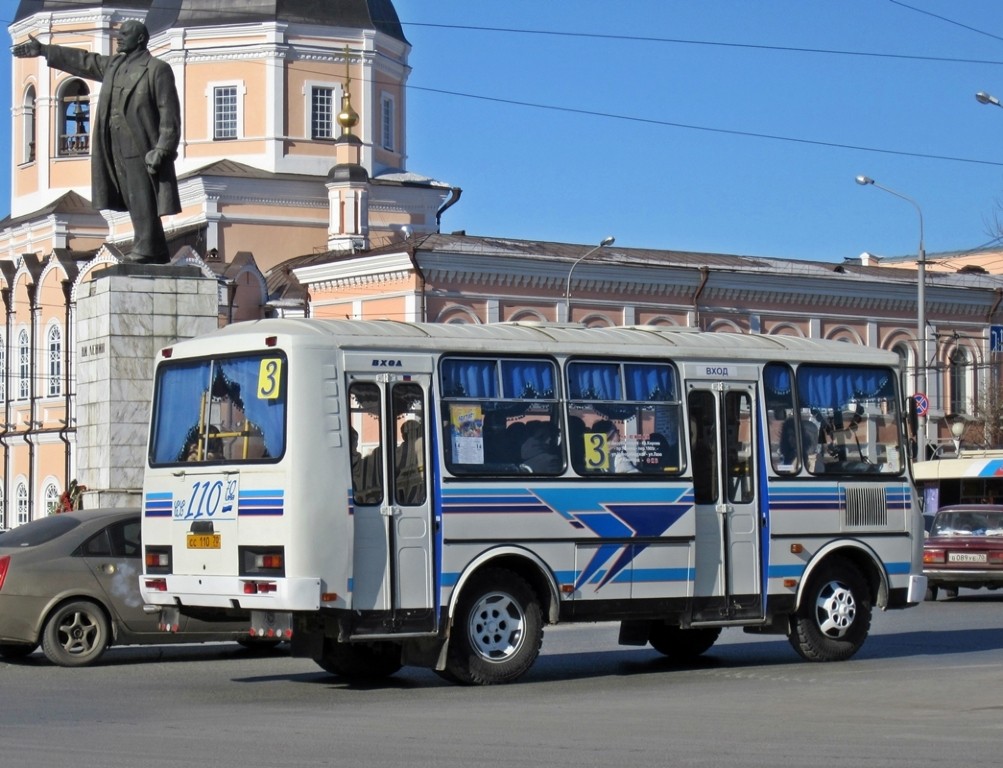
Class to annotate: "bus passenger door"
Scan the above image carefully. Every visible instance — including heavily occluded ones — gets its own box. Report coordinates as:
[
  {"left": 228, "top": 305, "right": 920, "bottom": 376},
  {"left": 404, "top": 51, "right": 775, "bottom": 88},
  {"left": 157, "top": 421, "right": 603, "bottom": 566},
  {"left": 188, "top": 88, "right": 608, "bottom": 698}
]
[
  {"left": 687, "top": 383, "right": 764, "bottom": 623},
  {"left": 347, "top": 370, "right": 436, "bottom": 635}
]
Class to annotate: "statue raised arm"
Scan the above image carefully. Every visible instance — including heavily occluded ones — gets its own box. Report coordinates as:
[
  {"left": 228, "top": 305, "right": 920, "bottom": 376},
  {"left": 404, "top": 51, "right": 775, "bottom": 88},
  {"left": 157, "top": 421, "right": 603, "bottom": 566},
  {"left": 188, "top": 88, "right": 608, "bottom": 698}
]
[{"left": 13, "top": 22, "right": 181, "bottom": 264}]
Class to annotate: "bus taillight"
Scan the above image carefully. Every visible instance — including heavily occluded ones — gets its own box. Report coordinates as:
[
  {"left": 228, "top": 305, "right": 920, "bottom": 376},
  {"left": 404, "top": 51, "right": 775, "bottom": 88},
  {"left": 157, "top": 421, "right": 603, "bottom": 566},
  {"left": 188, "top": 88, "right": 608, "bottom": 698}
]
[
  {"left": 145, "top": 547, "right": 172, "bottom": 574},
  {"left": 240, "top": 546, "right": 285, "bottom": 576}
]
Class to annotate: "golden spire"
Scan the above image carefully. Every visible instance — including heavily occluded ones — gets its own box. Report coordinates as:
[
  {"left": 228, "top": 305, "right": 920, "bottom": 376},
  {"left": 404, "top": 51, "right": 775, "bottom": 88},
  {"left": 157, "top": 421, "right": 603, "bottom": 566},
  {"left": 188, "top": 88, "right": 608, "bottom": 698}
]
[{"left": 337, "top": 45, "right": 359, "bottom": 136}]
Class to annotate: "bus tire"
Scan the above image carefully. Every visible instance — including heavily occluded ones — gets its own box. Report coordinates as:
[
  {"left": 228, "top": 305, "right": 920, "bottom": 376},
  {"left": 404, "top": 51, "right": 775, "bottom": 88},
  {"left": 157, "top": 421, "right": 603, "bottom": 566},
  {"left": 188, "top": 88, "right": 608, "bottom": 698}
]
[
  {"left": 41, "top": 600, "right": 111, "bottom": 667},
  {"left": 649, "top": 625, "right": 721, "bottom": 662},
  {"left": 445, "top": 568, "right": 543, "bottom": 685},
  {"left": 788, "top": 561, "right": 871, "bottom": 662},
  {"left": 313, "top": 639, "right": 402, "bottom": 680}
]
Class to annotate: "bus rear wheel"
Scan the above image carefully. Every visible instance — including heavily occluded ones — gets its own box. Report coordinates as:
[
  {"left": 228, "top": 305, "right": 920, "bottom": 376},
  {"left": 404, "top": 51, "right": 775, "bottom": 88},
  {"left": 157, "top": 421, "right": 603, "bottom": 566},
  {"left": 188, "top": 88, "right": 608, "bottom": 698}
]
[
  {"left": 649, "top": 625, "right": 721, "bottom": 662},
  {"left": 313, "top": 639, "right": 402, "bottom": 680},
  {"left": 788, "top": 561, "right": 871, "bottom": 662},
  {"left": 445, "top": 568, "right": 543, "bottom": 685}
]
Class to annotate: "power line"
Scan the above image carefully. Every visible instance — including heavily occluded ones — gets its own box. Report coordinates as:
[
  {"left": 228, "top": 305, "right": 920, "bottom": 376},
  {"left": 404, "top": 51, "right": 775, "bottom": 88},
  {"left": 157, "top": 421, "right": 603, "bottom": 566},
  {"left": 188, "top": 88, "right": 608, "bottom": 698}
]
[
  {"left": 402, "top": 20, "right": 1003, "bottom": 67},
  {"left": 408, "top": 84, "right": 1003, "bottom": 168},
  {"left": 888, "top": 0, "right": 1003, "bottom": 45}
]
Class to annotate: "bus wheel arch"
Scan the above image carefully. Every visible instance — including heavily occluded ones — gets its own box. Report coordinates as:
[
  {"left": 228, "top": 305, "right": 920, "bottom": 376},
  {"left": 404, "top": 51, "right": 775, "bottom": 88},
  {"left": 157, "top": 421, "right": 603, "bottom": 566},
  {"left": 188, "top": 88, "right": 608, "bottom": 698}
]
[
  {"left": 795, "top": 542, "right": 885, "bottom": 613},
  {"left": 448, "top": 548, "right": 560, "bottom": 626}
]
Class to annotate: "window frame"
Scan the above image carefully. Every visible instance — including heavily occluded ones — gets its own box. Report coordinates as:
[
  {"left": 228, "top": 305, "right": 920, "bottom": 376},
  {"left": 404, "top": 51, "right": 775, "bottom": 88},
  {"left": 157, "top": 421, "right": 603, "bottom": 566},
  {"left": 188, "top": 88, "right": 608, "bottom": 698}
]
[{"left": 209, "top": 82, "right": 243, "bottom": 141}]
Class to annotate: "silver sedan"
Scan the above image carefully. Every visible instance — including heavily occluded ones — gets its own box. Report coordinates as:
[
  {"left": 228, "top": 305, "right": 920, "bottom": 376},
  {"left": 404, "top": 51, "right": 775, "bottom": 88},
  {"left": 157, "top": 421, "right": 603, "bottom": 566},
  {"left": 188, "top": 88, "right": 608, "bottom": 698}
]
[{"left": 0, "top": 508, "right": 266, "bottom": 666}]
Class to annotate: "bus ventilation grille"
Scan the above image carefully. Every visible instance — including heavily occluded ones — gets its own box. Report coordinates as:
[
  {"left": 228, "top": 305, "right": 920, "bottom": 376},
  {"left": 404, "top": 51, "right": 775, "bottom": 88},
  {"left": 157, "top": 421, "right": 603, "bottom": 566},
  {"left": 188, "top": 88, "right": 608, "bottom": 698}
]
[{"left": 843, "top": 486, "right": 888, "bottom": 528}]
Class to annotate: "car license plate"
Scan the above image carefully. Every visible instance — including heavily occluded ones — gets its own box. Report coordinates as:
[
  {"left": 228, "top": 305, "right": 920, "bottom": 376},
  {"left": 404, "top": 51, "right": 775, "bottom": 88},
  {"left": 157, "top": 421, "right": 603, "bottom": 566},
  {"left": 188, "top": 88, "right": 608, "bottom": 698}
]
[
  {"left": 948, "top": 551, "right": 987, "bottom": 563},
  {"left": 187, "top": 533, "right": 221, "bottom": 549}
]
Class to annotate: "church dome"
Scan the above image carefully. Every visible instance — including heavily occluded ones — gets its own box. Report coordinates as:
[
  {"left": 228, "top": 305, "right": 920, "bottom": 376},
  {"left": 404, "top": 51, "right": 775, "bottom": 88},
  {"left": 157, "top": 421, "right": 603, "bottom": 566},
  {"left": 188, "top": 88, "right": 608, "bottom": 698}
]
[{"left": 14, "top": 1, "right": 407, "bottom": 44}]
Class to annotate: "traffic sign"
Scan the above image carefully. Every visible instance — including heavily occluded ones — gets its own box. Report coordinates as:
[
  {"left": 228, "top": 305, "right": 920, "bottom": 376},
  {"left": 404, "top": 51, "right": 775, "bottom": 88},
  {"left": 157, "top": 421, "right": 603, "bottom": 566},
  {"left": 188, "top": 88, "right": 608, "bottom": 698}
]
[{"left": 914, "top": 392, "right": 929, "bottom": 417}]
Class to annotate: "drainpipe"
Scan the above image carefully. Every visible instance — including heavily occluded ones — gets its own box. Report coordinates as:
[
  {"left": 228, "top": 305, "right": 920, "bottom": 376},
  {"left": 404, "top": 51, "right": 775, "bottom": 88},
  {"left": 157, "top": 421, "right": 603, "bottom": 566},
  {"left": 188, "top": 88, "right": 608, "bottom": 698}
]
[
  {"left": 435, "top": 187, "right": 462, "bottom": 232},
  {"left": 691, "top": 266, "right": 710, "bottom": 328},
  {"left": 0, "top": 287, "right": 11, "bottom": 528},
  {"left": 405, "top": 241, "right": 427, "bottom": 323},
  {"left": 58, "top": 279, "right": 74, "bottom": 491},
  {"left": 24, "top": 286, "right": 38, "bottom": 518}
]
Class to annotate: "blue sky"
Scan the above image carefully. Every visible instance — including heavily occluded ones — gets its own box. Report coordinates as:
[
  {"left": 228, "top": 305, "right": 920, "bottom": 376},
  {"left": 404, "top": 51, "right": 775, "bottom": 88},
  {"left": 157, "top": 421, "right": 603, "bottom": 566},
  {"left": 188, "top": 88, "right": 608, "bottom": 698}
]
[{"left": 6, "top": 1, "right": 1003, "bottom": 262}]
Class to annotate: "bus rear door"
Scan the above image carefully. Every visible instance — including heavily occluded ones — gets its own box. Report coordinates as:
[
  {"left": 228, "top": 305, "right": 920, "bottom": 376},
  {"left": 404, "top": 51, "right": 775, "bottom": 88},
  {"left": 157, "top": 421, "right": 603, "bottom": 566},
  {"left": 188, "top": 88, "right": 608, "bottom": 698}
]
[
  {"left": 346, "top": 359, "right": 436, "bottom": 635},
  {"left": 687, "top": 378, "right": 764, "bottom": 623}
]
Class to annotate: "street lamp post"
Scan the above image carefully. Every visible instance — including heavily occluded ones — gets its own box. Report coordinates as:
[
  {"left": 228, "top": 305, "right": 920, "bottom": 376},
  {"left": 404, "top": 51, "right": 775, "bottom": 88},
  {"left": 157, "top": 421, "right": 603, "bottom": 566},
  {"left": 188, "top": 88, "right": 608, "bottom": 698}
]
[
  {"left": 564, "top": 236, "right": 615, "bottom": 319},
  {"left": 855, "top": 175, "right": 928, "bottom": 458}
]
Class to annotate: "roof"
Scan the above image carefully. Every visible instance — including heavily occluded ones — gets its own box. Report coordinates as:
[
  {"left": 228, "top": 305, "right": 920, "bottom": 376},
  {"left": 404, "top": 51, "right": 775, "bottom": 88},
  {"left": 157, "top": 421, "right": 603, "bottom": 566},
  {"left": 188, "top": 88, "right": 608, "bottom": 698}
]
[
  {"left": 14, "top": 0, "right": 149, "bottom": 23},
  {"left": 0, "top": 191, "right": 97, "bottom": 229},
  {"left": 144, "top": 0, "right": 406, "bottom": 41}
]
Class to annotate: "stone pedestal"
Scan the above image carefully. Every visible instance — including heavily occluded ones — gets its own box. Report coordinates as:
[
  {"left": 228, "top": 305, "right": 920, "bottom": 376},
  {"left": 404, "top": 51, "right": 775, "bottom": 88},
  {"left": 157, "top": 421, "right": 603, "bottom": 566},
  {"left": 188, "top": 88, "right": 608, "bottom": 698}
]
[{"left": 75, "top": 264, "right": 218, "bottom": 509}]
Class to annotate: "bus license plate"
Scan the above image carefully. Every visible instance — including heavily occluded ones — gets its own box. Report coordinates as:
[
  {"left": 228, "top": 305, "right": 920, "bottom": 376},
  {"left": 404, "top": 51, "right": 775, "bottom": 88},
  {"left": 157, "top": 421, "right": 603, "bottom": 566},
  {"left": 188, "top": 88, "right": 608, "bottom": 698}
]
[
  {"left": 187, "top": 533, "right": 221, "bottom": 549},
  {"left": 948, "top": 551, "right": 986, "bottom": 563}
]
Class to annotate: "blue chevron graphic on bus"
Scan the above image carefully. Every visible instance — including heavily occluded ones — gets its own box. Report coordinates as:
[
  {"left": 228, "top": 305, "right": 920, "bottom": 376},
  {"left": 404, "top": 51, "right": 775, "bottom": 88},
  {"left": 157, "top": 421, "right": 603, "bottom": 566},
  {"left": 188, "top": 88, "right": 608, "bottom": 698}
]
[{"left": 441, "top": 486, "right": 692, "bottom": 591}]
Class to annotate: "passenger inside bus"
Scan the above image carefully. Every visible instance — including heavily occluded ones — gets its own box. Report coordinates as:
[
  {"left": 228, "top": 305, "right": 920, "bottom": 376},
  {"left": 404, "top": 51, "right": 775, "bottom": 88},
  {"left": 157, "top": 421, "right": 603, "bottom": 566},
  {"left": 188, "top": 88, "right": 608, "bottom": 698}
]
[
  {"left": 350, "top": 426, "right": 382, "bottom": 505},
  {"left": 394, "top": 418, "right": 426, "bottom": 504},
  {"left": 519, "top": 421, "right": 561, "bottom": 473}
]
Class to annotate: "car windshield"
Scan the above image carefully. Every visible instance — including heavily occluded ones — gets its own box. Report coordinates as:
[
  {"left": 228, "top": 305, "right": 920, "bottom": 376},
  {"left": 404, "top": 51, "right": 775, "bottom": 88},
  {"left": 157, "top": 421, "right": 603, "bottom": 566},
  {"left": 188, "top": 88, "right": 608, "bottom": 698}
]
[
  {"left": 0, "top": 515, "right": 82, "bottom": 547},
  {"left": 932, "top": 510, "right": 1003, "bottom": 537}
]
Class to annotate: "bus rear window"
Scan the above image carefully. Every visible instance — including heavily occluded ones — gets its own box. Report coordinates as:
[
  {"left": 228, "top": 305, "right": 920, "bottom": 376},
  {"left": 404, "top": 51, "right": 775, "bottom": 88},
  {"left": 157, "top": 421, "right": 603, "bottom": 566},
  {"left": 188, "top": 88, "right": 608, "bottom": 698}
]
[{"left": 149, "top": 354, "right": 287, "bottom": 465}]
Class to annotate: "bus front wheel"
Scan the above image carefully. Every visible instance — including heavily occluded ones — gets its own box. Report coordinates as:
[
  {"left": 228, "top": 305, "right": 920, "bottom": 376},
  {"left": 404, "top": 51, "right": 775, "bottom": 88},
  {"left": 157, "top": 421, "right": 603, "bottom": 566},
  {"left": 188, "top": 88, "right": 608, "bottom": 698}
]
[
  {"left": 788, "top": 561, "right": 872, "bottom": 662},
  {"left": 445, "top": 568, "right": 543, "bottom": 685}
]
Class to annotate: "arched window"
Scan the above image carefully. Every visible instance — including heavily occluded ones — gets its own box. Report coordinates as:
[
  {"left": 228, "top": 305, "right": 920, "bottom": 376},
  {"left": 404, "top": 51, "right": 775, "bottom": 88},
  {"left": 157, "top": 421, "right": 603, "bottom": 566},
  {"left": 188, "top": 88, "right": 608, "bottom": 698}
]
[
  {"left": 58, "top": 79, "right": 90, "bottom": 156},
  {"left": 48, "top": 325, "right": 62, "bottom": 397},
  {"left": 949, "top": 347, "right": 970, "bottom": 414},
  {"left": 18, "top": 328, "right": 30, "bottom": 400},
  {"left": 23, "top": 85, "right": 37, "bottom": 163},
  {"left": 43, "top": 482, "right": 61, "bottom": 516},
  {"left": 16, "top": 482, "right": 28, "bottom": 525}
]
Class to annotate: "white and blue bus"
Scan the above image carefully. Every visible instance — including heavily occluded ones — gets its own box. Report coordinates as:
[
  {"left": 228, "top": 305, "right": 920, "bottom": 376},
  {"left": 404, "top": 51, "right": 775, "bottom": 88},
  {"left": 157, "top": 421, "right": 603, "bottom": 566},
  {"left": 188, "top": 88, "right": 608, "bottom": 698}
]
[{"left": 139, "top": 320, "right": 926, "bottom": 684}]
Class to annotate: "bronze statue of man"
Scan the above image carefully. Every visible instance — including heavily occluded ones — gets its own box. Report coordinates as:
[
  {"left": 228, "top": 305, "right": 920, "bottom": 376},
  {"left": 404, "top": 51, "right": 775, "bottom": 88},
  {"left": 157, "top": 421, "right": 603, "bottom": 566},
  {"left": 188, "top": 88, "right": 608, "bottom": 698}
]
[{"left": 13, "top": 21, "right": 182, "bottom": 264}]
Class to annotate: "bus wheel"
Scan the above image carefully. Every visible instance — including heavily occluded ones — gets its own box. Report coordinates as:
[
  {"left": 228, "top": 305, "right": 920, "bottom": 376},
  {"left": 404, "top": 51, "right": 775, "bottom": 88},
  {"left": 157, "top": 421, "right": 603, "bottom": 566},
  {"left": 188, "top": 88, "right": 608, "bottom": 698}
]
[
  {"left": 446, "top": 568, "right": 543, "bottom": 685},
  {"left": 788, "top": 561, "right": 871, "bottom": 662},
  {"left": 314, "top": 639, "right": 402, "bottom": 680},
  {"left": 649, "top": 625, "right": 721, "bottom": 662}
]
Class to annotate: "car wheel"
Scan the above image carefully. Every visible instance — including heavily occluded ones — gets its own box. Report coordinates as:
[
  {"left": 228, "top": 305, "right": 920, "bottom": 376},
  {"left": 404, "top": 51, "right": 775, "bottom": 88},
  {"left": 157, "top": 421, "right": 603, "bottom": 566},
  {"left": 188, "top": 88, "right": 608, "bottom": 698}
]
[
  {"left": 41, "top": 600, "right": 111, "bottom": 667},
  {"left": 925, "top": 584, "right": 939, "bottom": 601},
  {"left": 649, "top": 625, "right": 721, "bottom": 662},
  {"left": 313, "top": 639, "right": 402, "bottom": 680},
  {"left": 943, "top": 587, "right": 959, "bottom": 599},
  {"left": 445, "top": 568, "right": 543, "bottom": 685},
  {"left": 788, "top": 561, "right": 872, "bottom": 662},
  {"left": 0, "top": 642, "right": 38, "bottom": 659}
]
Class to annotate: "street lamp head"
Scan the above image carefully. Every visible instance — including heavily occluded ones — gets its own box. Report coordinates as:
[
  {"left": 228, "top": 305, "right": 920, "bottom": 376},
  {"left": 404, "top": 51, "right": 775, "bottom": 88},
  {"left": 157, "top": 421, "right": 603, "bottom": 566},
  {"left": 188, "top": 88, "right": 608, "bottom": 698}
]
[
  {"left": 600, "top": 236, "right": 615, "bottom": 247},
  {"left": 976, "top": 91, "right": 1001, "bottom": 106},
  {"left": 855, "top": 175, "right": 874, "bottom": 186}
]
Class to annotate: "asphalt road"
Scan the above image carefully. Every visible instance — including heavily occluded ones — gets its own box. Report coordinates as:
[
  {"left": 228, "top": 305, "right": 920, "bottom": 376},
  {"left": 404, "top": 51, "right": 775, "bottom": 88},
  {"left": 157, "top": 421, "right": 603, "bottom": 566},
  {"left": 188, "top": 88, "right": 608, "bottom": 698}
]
[{"left": 2, "top": 591, "right": 1001, "bottom": 768}]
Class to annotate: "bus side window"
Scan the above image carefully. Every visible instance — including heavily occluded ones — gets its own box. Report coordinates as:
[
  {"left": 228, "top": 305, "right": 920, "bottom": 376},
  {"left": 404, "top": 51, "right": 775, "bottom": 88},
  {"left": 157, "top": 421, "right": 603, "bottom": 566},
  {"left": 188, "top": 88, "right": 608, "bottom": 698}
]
[
  {"left": 688, "top": 391, "right": 718, "bottom": 504},
  {"left": 393, "top": 383, "right": 427, "bottom": 506},
  {"left": 349, "top": 383, "right": 384, "bottom": 505}
]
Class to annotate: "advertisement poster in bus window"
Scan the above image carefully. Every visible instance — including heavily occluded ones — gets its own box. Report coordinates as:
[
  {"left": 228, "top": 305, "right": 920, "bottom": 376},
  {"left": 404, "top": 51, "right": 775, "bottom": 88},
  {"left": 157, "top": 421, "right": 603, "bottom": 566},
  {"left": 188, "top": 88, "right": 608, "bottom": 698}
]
[{"left": 450, "top": 404, "right": 484, "bottom": 464}]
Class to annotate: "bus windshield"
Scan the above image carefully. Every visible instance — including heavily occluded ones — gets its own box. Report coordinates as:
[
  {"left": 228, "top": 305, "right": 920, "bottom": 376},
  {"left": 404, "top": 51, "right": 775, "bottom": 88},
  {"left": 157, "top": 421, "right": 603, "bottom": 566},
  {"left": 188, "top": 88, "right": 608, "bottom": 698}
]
[{"left": 149, "top": 353, "right": 287, "bottom": 465}]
